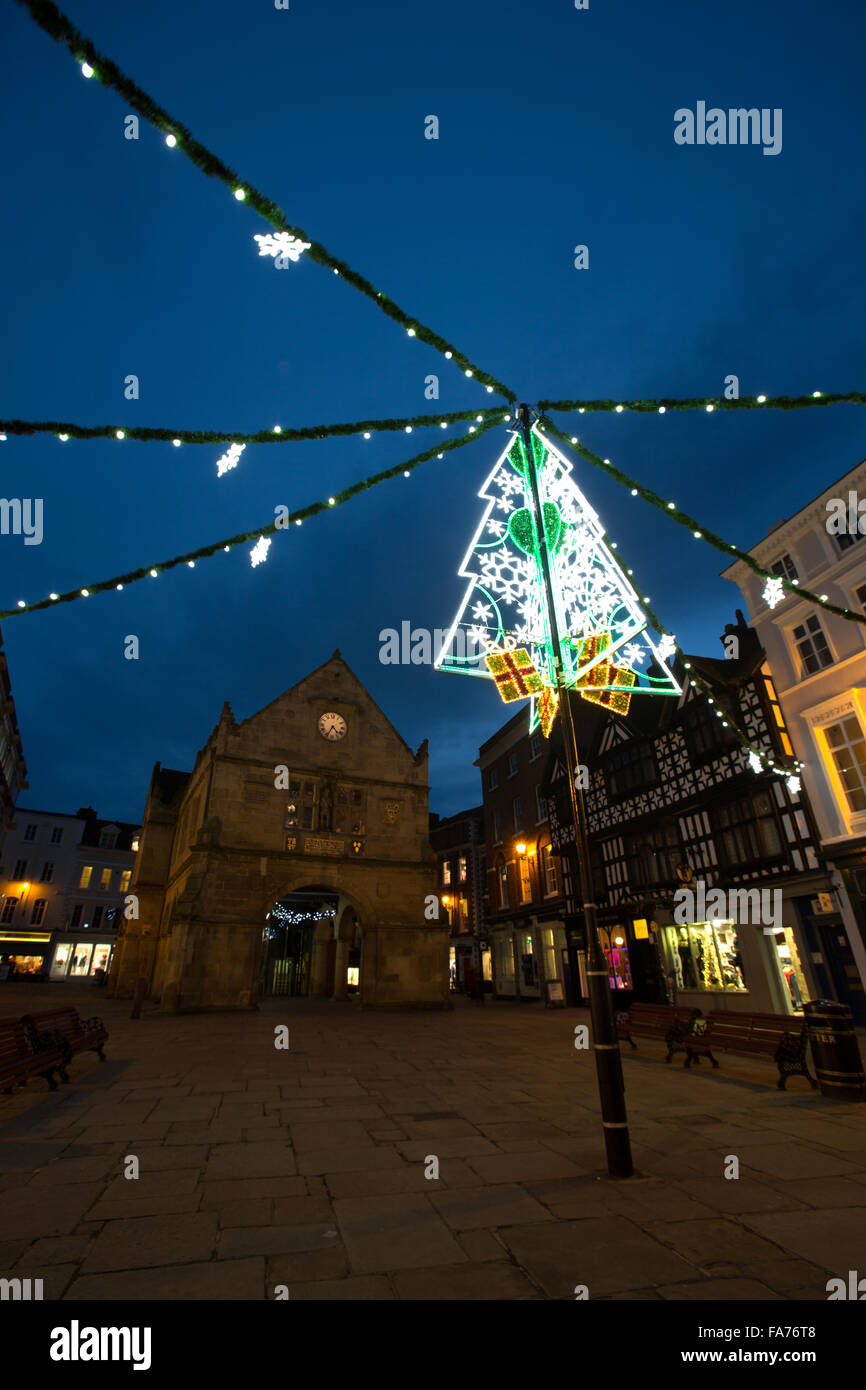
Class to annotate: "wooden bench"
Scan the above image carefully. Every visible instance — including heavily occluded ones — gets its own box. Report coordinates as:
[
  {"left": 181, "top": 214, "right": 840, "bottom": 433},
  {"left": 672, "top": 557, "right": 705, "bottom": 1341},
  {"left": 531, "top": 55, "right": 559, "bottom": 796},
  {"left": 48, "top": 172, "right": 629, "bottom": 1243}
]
[
  {"left": 683, "top": 1010, "right": 818, "bottom": 1090},
  {"left": 0, "top": 1018, "right": 65, "bottom": 1093},
  {"left": 616, "top": 1003, "right": 704, "bottom": 1063},
  {"left": 21, "top": 1008, "right": 108, "bottom": 1082}
]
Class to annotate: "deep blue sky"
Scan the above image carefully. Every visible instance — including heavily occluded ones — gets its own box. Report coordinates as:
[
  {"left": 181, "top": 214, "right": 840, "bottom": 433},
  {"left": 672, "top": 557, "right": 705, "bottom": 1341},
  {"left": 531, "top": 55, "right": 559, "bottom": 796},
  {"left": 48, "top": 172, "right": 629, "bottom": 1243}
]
[{"left": 1, "top": 0, "right": 865, "bottom": 824}]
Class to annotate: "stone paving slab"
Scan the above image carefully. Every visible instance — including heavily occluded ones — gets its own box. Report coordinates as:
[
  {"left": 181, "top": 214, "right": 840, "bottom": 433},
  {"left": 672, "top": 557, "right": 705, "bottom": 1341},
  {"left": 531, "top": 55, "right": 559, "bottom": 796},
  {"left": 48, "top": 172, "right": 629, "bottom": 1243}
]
[{"left": 1, "top": 986, "right": 865, "bottom": 1302}]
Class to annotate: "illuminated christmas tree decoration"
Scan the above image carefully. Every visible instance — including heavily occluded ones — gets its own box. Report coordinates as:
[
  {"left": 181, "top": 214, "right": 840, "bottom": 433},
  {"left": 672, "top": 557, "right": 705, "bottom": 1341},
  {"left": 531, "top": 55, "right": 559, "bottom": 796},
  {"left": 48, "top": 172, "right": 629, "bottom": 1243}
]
[
  {"left": 250, "top": 535, "right": 271, "bottom": 567},
  {"left": 763, "top": 575, "right": 785, "bottom": 608},
  {"left": 436, "top": 420, "right": 681, "bottom": 733},
  {"left": 216, "top": 442, "right": 245, "bottom": 477}
]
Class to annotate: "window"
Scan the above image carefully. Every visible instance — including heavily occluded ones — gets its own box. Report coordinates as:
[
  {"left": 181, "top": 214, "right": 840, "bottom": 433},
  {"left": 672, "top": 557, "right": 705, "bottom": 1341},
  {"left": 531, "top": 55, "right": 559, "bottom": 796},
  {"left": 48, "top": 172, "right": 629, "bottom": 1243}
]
[
  {"left": 334, "top": 786, "right": 364, "bottom": 834},
  {"left": 856, "top": 582, "right": 866, "bottom": 612},
  {"left": 536, "top": 786, "right": 548, "bottom": 823},
  {"left": 626, "top": 824, "right": 681, "bottom": 887},
  {"left": 120, "top": 870, "right": 132, "bottom": 892},
  {"left": 666, "top": 922, "right": 746, "bottom": 993},
  {"left": 50, "top": 826, "right": 63, "bottom": 844},
  {"left": 441, "top": 860, "right": 452, "bottom": 886},
  {"left": 23, "top": 824, "right": 37, "bottom": 841},
  {"left": 99, "top": 831, "right": 117, "bottom": 849},
  {"left": 30, "top": 899, "right": 47, "bottom": 925},
  {"left": 458, "top": 855, "right": 467, "bottom": 882},
  {"left": 605, "top": 740, "right": 658, "bottom": 798},
  {"left": 542, "top": 843, "right": 558, "bottom": 895},
  {"left": 518, "top": 856, "right": 531, "bottom": 903},
  {"left": 792, "top": 615, "right": 833, "bottom": 675},
  {"left": 100, "top": 869, "right": 112, "bottom": 890},
  {"left": 79, "top": 866, "right": 93, "bottom": 889},
  {"left": 492, "top": 809, "right": 502, "bottom": 844},
  {"left": 715, "top": 792, "right": 783, "bottom": 866},
  {"left": 762, "top": 668, "right": 794, "bottom": 757},
  {"left": 498, "top": 862, "right": 510, "bottom": 909},
  {"left": 488, "top": 766, "right": 499, "bottom": 790},
  {"left": 286, "top": 779, "right": 317, "bottom": 830},
  {"left": 530, "top": 734, "right": 542, "bottom": 762},
  {"left": 769, "top": 553, "right": 799, "bottom": 583},
  {"left": 682, "top": 698, "right": 737, "bottom": 762},
  {"left": 13, "top": 858, "right": 27, "bottom": 878},
  {"left": 131, "top": 837, "right": 140, "bottom": 852},
  {"left": 836, "top": 529, "right": 863, "bottom": 554},
  {"left": 507, "top": 753, "right": 519, "bottom": 778},
  {"left": 40, "top": 862, "right": 54, "bottom": 883},
  {"left": 92, "top": 905, "right": 103, "bottom": 930},
  {"left": 1, "top": 897, "right": 18, "bottom": 923},
  {"left": 824, "top": 717, "right": 866, "bottom": 814},
  {"left": 70, "top": 904, "right": 83, "bottom": 929},
  {"left": 512, "top": 797, "right": 522, "bottom": 831}
]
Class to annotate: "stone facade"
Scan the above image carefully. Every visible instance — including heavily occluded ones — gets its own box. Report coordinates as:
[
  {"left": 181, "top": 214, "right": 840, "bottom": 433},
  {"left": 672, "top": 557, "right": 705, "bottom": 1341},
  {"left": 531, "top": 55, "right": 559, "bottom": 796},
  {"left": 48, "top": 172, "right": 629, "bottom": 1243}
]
[{"left": 107, "top": 652, "right": 447, "bottom": 1011}]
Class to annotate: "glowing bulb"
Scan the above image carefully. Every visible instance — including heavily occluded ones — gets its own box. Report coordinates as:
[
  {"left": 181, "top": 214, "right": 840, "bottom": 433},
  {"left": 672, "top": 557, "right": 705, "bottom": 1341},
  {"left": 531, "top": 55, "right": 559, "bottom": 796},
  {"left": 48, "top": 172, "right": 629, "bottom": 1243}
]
[
  {"left": 17, "top": 600, "right": 25, "bottom": 608},
  {"left": 469, "top": 425, "right": 476, "bottom": 432},
  {"left": 116, "top": 584, "right": 123, "bottom": 591},
  {"left": 476, "top": 415, "right": 483, "bottom": 422},
  {"left": 445, "top": 351, "right": 452, "bottom": 359},
  {"left": 658, "top": 405, "right": 666, "bottom": 414},
  {"left": 440, "top": 421, "right": 447, "bottom": 428},
  {"left": 694, "top": 530, "right": 702, "bottom": 538},
  {"left": 188, "top": 561, "right": 195, "bottom": 568},
  {"left": 578, "top": 407, "right": 585, "bottom": 414},
  {"left": 407, "top": 328, "right": 416, "bottom": 336},
  {"left": 404, "top": 470, "right": 410, "bottom": 477},
  {"left": 81, "top": 588, "right": 89, "bottom": 597},
  {"left": 604, "top": 458, "right": 610, "bottom": 465},
  {"left": 59, "top": 434, "right": 69, "bottom": 441},
  {"left": 706, "top": 403, "right": 714, "bottom": 412},
  {"left": 405, "top": 426, "right": 412, "bottom": 433},
  {"left": 150, "top": 569, "right": 158, "bottom": 577},
  {"left": 437, "top": 452, "right": 443, "bottom": 459},
  {"left": 328, "top": 497, "right": 335, "bottom": 505},
  {"left": 667, "top": 502, "right": 675, "bottom": 509},
  {"left": 295, "top": 518, "right": 302, "bottom": 526},
  {"left": 116, "top": 430, "right": 125, "bottom": 439},
  {"left": 631, "top": 489, "right": 638, "bottom": 496},
  {"left": 571, "top": 436, "right": 577, "bottom": 444},
  {"left": 273, "top": 426, "right": 282, "bottom": 434},
  {"left": 465, "top": 370, "right": 473, "bottom": 377},
  {"left": 50, "top": 593, "right": 58, "bottom": 600},
  {"left": 757, "top": 394, "right": 766, "bottom": 403},
  {"left": 224, "top": 546, "right": 230, "bottom": 552},
  {"left": 81, "top": 62, "right": 93, "bottom": 78},
  {"left": 165, "top": 133, "right": 177, "bottom": 147},
  {"left": 812, "top": 390, "right": 822, "bottom": 398},
  {"left": 234, "top": 188, "right": 246, "bottom": 200},
  {"left": 363, "top": 432, "right": 370, "bottom": 439},
  {"left": 615, "top": 405, "right": 623, "bottom": 413},
  {"left": 486, "top": 385, "right": 493, "bottom": 393},
  {"left": 172, "top": 439, "right": 181, "bottom": 447}
]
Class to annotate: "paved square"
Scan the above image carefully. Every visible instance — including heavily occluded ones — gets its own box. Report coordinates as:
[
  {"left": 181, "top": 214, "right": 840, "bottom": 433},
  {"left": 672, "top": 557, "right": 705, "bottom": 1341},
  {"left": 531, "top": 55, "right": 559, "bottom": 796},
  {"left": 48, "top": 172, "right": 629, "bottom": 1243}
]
[{"left": 1, "top": 984, "right": 865, "bottom": 1300}]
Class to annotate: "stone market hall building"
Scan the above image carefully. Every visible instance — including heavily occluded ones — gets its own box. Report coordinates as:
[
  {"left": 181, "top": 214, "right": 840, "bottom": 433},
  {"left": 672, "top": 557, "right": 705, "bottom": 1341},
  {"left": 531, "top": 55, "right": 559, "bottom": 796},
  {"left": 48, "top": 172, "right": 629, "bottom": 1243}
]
[{"left": 108, "top": 653, "right": 446, "bottom": 1011}]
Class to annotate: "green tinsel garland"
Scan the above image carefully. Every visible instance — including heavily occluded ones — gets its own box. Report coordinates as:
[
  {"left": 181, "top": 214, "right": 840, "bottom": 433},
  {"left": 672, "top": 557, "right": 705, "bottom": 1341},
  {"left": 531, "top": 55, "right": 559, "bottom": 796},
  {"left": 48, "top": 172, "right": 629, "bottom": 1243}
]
[
  {"left": 0, "top": 406, "right": 508, "bottom": 447},
  {"left": 15, "top": 0, "right": 516, "bottom": 404},
  {"left": 537, "top": 392, "right": 866, "bottom": 414},
  {"left": 538, "top": 414, "right": 866, "bottom": 631},
  {"left": 0, "top": 421, "right": 498, "bottom": 620}
]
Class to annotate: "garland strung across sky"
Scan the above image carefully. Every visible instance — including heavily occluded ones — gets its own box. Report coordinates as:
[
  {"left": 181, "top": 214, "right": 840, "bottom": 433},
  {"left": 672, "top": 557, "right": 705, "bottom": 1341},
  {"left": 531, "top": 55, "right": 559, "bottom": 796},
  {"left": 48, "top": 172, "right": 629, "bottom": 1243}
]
[
  {"left": 14, "top": 0, "right": 515, "bottom": 404},
  {"left": 537, "top": 391, "right": 866, "bottom": 415},
  {"left": 0, "top": 406, "right": 506, "bottom": 449},
  {"left": 536, "top": 415, "right": 866, "bottom": 633},
  {"left": 0, "top": 423, "right": 498, "bottom": 620}
]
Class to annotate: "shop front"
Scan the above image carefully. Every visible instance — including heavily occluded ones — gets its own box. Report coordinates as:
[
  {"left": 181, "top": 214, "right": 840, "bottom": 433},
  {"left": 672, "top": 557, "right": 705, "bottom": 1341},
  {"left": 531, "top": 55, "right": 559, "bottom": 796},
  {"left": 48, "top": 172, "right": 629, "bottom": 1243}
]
[
  {"left": 659, "top": 914, "right": 808, "bottom": 1015},
  {"left": 0, "top": 930, "right": 52, "bottom": 980},
  {"left": 49, "top": 938, "right": 114, "bottom": 981}
]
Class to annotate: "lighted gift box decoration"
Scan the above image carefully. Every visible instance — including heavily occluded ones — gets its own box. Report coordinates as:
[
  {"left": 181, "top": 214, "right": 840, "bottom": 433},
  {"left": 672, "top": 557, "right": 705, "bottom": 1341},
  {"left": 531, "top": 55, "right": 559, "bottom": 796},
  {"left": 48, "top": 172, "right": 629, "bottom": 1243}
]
[
  {"left": 484, "top": 645, "right": 545, "bottom": 703},
  {"left": 538, "top": 684, "right": 559, "bottom": 737},
  {"left": 574, "top": 632, "right": 636, "bottom": 715}
]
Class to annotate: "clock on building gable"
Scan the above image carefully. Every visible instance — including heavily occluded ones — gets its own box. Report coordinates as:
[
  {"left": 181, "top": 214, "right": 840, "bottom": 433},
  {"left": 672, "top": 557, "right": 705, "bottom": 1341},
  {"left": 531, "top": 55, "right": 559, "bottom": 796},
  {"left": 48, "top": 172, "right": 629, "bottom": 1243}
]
[{"left": 318, "top": 711, "right": 347, "bottom": 742}]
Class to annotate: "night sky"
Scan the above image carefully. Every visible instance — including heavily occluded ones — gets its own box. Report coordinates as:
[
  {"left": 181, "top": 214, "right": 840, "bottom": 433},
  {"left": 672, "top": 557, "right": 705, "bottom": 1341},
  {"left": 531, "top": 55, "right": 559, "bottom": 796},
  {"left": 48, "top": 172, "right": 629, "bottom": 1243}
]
[{"left": 2, "top": 0, "right": 865, "bottom": 825}]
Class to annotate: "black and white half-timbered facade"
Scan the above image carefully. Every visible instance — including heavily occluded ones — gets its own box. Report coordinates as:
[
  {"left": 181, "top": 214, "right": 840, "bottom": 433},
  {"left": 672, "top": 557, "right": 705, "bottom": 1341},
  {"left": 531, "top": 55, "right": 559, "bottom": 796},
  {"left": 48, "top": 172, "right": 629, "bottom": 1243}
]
[{"left": 541, "top": 615, "right": 849, "bottom": 1017}]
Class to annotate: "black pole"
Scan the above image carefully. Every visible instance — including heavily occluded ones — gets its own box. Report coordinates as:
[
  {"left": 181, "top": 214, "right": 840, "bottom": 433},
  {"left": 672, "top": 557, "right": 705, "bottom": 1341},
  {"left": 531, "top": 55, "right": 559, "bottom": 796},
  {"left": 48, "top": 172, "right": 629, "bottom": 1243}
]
[{"left": 518, "top": 405, "right": 634, "bottom": 1179}]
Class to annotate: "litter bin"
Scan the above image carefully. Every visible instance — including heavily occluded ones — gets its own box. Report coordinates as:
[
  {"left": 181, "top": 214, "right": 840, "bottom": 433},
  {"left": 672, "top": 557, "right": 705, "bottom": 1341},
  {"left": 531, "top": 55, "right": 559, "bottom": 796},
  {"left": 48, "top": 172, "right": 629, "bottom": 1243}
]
[{"left": 803, "top": 1000, "right": 866, "bottom": 1101}]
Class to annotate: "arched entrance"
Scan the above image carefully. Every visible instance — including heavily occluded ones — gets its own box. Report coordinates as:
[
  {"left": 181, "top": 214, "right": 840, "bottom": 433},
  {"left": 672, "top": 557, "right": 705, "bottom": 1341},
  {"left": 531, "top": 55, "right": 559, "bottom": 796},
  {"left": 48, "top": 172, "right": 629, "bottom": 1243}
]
[{"left": 261, "top": 886, "right": 364, "bottom": 1000}]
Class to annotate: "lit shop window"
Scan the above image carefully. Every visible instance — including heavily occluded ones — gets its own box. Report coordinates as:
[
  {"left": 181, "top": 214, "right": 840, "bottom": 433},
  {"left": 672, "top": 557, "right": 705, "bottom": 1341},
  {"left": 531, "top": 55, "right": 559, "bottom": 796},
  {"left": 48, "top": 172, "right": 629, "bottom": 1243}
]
[
  {"left": 70, "top": 943, "right": 93, "bottom": 976},
  {"left": 665, "top": 922, "right": 745, "bottom": 993},
  {"left": 542, "top": 927, "right": 556, "bottom": 982},
  {"left": 91, "top": 944, "right": 112, "bottom": 976},
  {"left": 768, "top": 928, "right": 808, "bottom": 1013},
  {"left": 52, "top": 942, "right": 73, "bottom": 977},
  {"left": 598, "top": 927, "right": 632, "bottom": 990}
]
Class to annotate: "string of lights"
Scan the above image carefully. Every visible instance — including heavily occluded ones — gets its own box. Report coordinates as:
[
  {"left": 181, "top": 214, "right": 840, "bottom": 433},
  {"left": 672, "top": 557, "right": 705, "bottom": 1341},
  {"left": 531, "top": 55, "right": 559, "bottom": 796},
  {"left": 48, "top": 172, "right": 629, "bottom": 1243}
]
[
  {"left": 537, "top": 414, "right": 866, "bottom": 632},
  {"left": 15, "top": 0, "right": 516, "bottom": 403},
  {"left": 0, "top": 406, "right": 506, "bottom": 450},
  {"left": 537, "top": 390, "right": 864, "bottom": 416},
  {"left": 1, "top": 420, "right": 499, "bottom": 620}
]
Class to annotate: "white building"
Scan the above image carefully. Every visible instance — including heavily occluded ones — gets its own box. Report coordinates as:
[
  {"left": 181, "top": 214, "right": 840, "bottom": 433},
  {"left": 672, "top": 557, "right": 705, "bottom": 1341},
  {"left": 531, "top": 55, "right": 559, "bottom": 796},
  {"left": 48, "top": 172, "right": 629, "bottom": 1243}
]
[
  {"left": 0, "top": 806, "right": 139, "bottom": 982},
  {"left": 722, "top": 458, "right": 866, "bottom": 1023}
]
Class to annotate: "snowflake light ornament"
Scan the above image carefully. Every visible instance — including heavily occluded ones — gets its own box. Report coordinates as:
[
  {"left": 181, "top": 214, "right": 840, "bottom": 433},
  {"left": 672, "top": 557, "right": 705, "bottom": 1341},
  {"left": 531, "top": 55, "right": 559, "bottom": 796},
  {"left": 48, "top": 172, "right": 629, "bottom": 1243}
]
[
  {"left": 253, "top": 232, "right": 312, "bottom": 265},
  {"left": 250, "top": 535, "right": 271, "bottom": 567},
  {"left": 657, "top": 633, "right": 677, "bottom": 662},
  {"left": 786, "top": 774, "right": 801, "bottom": 795},
  {"left": 749, "top": 750, "right": 764, "bottom": 774},
  {"left": 763, "top": 575, "right": 785, "bottom": 609},
  {"left": 216, "top": 442, "right": 246, "bottom": 477}
]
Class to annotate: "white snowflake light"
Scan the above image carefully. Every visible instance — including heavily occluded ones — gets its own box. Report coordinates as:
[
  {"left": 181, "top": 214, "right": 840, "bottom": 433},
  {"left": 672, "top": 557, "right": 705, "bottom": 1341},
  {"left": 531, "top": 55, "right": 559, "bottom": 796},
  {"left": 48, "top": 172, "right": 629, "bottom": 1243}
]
[
  {"left": 250, "top": 535, "right": 271, "bottom": 567},
  {"left": 657, "top": 633, "right": 677, "bottom": 662},
  {"left": 749, "top": 751, "right": 764, "bottom": 774},
  {"left": 622, "top": 642, "right": 646, "bottom": 668},
  {"left": 786, "top": 774, "right": 801, "bottom": 795},
  {"left": 253, "top": 232, "right": 311, "bottom": 265},
  {"left": 763, "top": 575, "right": 785, "bottom": 609},
  {"left": 216, "top": 442, "right": 246, "bottom": 477}
]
